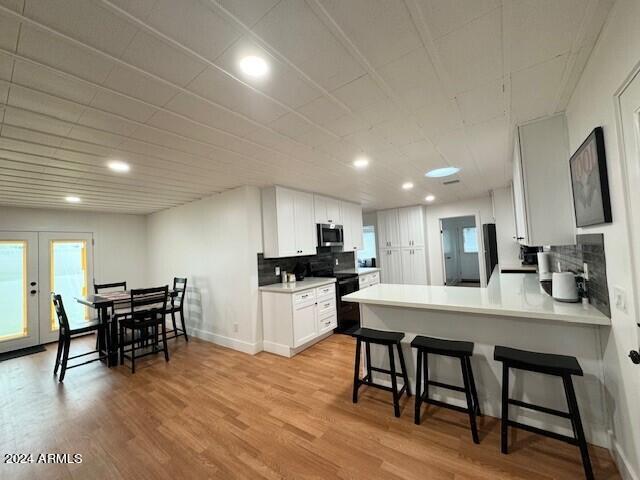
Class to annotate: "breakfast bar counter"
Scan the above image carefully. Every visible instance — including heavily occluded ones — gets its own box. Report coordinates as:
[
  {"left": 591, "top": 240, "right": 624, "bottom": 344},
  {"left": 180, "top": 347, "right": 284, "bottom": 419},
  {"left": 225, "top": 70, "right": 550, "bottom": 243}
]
[{"left": 342, "top": 270, "right": 611, "bottom": 448}]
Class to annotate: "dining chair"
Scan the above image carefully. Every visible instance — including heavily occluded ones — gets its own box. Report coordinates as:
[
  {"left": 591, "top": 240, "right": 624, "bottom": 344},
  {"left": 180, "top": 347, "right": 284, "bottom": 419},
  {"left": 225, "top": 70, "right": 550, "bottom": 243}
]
[
  {"left": 52, "top": 293, "right": 109, "bottom": 382},
  {"left": 166, "top": 277, "right": 188, "bottom": 342},
  {"left": 119, "top": 286, "right": 169, "bottom": 373},
  {"left": 93, "top": 281, "right": 129, "bottom": 351}
]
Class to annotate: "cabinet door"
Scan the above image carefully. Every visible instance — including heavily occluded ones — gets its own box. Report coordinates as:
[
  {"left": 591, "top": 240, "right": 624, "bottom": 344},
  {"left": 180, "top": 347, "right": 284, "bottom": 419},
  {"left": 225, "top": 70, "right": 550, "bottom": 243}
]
[
  {"left": 276, "top": 187, "right": 298, "bottom": 257},
  {"left": 400, "top": 248, "right": 413, "bottom": 283},
  {"left": 388, "top": 249, "right": 403, "bottom": 284},
  {"left": 377, "top": 211, "right": 388, "bottom": 250},
  {"left": 313, "top": 194, "right": 327, "bottom": 224},
  {"left": 341, "top": 202, "right": 353, "bottom": 252},
  {"left": 379, "top": 210, "right": 400, "bottom": 248},
  {"left": 409, "top": 207, "right": 425, "bottom": 247},
  {"left": 512, "top": 133, "right": 529, "bottom": 245},
  {"left": 398, "top": 207, "right": 412, "bottom": 247},
  {"left": 294, "top": 190, "right": 316, "bottom": 255},
  {"left": 293, "top": 303, "right": 317, "bottom": 347},
  {"left": 351, "top": 204, "right": 363, "bottom": 250},
  {"left": 326, "top": 197, "right": 342, "bottom": 225},
  {"left": 411, "top": 247, "right": 427, "bottom": 285}
]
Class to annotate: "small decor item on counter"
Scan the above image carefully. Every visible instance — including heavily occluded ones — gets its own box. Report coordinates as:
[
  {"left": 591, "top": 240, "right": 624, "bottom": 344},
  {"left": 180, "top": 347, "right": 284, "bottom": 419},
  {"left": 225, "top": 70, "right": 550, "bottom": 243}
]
[
  {"left": 537, "top": 252, "right": 552, "bottom": 281},
  {"left": 552, "top": 272, "right": 579, "bottom": 303},
  {"left": 569, "top": 127, "right": 612, "bottom": 227},
  {"left": 281, "top": 270, "right": 288, "bottom": 283},
  {"left": 287, "top": 273, "right": 296, "bottom": 283},
  {"left": 576, "top": 275, "right": 589, "bottom": 305}
]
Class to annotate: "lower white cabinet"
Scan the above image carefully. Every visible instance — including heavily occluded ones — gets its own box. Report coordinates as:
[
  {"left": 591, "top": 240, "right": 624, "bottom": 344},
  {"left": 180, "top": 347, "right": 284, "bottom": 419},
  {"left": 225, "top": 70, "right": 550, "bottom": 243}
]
[
  {"left": 262, "top": 282, "right": 337, "bottom": 357},
  {"left": 379, "top": 248, "right": 404, "bottom": 283},
  {"left": 401, "top": 248, "right": 427, "bottom": 285},
  {"left": 358, "top": 270, "right": 380, "bottom": 289}
]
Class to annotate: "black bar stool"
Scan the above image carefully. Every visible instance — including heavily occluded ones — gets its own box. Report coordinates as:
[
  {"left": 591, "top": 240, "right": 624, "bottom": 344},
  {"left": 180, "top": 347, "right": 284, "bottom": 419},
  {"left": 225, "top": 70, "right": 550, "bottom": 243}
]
[
  {"left": 494, "top": 346, "right": 593, "bottom": 480},
  {"left": 352, "top": 327, "right": 411, "bottom": 417},
  {"left": 411, "top": 335, "right": 481, "bottom": 444}
]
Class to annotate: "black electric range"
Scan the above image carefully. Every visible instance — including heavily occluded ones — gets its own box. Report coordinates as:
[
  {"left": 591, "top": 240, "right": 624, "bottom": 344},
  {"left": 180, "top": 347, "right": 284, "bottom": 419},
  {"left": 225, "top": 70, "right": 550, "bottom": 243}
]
[{"left": 306, "top": 263, "right": 360, "bottom": 334}]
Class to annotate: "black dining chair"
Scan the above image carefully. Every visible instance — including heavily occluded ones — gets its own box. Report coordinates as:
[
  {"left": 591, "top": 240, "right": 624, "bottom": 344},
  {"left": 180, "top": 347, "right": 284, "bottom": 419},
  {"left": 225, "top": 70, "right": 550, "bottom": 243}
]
[
  {"left": 119, "top": 286, "right": 169, "bottom": 373},
  {"left": 166, "top": 277, "right": 188, "bottom": 341},
  {"left": 52, "top": 293, "right": 109, "bottom": 382},
  {"left": 93, "top": 281, "right": 129, "bottom": 351}
]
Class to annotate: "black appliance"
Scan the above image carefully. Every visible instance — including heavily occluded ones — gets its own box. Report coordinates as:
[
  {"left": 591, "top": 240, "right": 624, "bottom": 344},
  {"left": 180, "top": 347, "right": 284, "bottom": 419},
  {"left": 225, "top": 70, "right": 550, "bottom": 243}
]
[
  {"left": 317, "top": 223, "right": 344, "bottom": 247},
  {"left": 482, "top": 223, "right": 499, "bottom": 281},
  {"left": 292, "top": 262, "right": 307, "bottom": 281},
  {"left": 308, "top": 260, "right": 360, "bottom": 334},
  {"left": 520, "top": 245, "right": 542, "bottom": 265}
]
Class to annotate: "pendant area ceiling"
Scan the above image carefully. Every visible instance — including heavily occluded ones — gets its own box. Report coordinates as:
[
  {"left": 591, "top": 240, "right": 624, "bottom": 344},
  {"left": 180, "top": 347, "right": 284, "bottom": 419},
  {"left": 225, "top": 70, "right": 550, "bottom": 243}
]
[{"left": 0, "top": 0, "right": 615, "bottom": 214}]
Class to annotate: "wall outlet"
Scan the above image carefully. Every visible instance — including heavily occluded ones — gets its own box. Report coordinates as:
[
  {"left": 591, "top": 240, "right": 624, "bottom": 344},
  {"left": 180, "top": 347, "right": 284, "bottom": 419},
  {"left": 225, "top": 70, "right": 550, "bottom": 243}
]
[
  {"left": 233, "top": 322, "right": 239, "bottom": 333},
  {"left": 613, "top": 286, "right": 628, "bottom": 314},
  {"left": 335, "top": 258, "right": 339, "bottom": 265},
  {"left": 275, "top": 266, "right": 280, "bottom": 276}
]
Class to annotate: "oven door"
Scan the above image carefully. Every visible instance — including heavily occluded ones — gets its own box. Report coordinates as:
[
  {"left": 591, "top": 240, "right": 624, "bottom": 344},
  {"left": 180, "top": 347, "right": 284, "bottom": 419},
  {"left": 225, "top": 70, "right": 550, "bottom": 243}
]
[
  {"left": 336, "top": 276, "right": 360, "bottom": 334},
  {"left": 317, "top": 224, "right": 344, "bottom": 247}
]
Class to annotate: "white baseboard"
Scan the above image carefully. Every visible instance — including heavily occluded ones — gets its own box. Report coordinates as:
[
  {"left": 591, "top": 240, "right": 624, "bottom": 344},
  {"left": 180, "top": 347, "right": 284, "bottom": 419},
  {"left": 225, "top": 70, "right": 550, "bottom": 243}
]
[
  {"left": 190, "top": 328, "right": 263, "bottom": 355},
  {"left": 262, "top": 340, "right": 292, "bottom": 358},
  {"left": 610, "top": 432, "right": 639, "bottom": 480}
]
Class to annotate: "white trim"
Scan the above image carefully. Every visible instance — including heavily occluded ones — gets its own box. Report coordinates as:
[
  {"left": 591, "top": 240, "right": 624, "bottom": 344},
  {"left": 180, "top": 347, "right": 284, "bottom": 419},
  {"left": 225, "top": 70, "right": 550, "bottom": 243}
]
[
  {"left": 262, "top": 340, "right": 292, "bottom": 358},
  {"left": 190, "top": 328, "right": 263, "bottom": 355},
  {"left": 438, "top": 213, "right": 486, "bottom": 287},
  {"left": 610, "top": 431, "right": 639, "bottom": 480}
]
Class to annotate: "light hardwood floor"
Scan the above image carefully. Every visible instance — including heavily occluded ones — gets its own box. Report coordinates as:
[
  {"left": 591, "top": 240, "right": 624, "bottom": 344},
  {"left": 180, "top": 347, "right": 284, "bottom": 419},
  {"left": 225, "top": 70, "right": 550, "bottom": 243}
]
[{"left": 0, "top": 334, "right": 620, "bottom": 479}]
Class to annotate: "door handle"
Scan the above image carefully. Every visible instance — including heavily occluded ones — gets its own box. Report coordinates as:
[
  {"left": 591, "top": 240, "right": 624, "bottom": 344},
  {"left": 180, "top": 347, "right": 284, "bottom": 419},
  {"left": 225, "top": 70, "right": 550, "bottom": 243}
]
[
  {"left": 630, "top": 350, "right": 640, "bottom": 364},
  {"left": 30, "top": 281, "right": 37, "bottom": 286},
  {"left": 30, "top": 289, "right": 37, "bottom": 295}
]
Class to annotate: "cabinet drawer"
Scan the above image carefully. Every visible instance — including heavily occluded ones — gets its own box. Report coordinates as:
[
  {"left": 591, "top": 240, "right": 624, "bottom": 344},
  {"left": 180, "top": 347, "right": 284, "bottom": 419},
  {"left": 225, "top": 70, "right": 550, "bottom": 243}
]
[
  {"left": 358, "top": 276, "right": 369, "bottom": 288},
  {"left": 318, "top": 312, "right": 337, "bottom": 334},
  {"left": 317, "top": 297, "right": 335, "bottom": 316},
  {"left": 293, "top": 289, "right": 315, "bottom": 308},
  {"left": 315, "top": 284, "right": 335, "bottom": 300},
  {"left": 369, "top": 272, "right": 380, "bottom": 284}
]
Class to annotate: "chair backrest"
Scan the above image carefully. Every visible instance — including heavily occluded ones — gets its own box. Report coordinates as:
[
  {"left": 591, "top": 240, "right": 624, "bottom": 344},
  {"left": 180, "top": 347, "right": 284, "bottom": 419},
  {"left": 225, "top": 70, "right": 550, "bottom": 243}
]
[
  {"left": 51, "top": 293, "right": 70, "bottom": 333},
  {"left": 94, "top": 281, "right": 127, "bottom": 294},
  {"left": 172, "top": 277, "right": 187, "bottom": 305},
  {"left": 130, "top": 286, "right": 168, "bottom": 320}
]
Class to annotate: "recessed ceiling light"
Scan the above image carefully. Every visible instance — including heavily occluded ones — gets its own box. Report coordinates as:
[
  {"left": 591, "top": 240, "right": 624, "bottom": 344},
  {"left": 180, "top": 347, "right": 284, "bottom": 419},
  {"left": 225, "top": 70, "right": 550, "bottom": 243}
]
[
  {"left": 402, "top": 182, "right": 414, "bottom": 190},
  {"left": 353, "top": 157, "right": 369, "bottom": 169},
  {"left": 65, "top": 196, "right": 81, "bottom": 203},
  {"left": 107, "top": 160, "right": 130, "bottom": 173},
  {"left": 425, "top": 195, "right": 435, "bottom": 202},
  {"left": 425, "top": 166, "right": 461, "bottom": 178},
  {"left": 239, "top": 55, "right": 268, "bottom": 78}
]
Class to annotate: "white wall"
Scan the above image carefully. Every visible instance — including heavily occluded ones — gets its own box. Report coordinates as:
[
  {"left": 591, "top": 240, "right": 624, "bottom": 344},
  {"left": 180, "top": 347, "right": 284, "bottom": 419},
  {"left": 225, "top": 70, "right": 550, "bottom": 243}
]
[
  {"left": 0, "top": 206, "right": 148, "bottom": 287},
  {"left": 146, "top": 186, "right": 263, "bottom": 354},
  {"left": 565, "top": 0, "right": 640, "bottom": 476},
  {"left": 492, "top": 186, "right": 521, "bottom": 266},
  {"left": 425, "top": 195, "right": 495, "bottom": 286}
]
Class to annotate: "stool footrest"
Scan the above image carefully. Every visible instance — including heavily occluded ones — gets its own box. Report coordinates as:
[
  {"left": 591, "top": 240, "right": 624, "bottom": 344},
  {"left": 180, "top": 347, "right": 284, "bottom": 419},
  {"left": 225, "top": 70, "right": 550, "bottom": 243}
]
[
  {"left": 427, "top": 379, "right": 466, "bottom": 393},
  {"left": 508, "top": 398, "right": 572, "bottom": 419},
  {"left": 370, "top": 366, "right": 404, "bottom": 377},
  {"left": 422, "top": 396, "right": 470, "bottom": 414},
  {"left": 360, "top": 376, "right": 407, "bottom": 396},
  {"left": 507, "top": 420, "right": 578, "bottom": 446}
]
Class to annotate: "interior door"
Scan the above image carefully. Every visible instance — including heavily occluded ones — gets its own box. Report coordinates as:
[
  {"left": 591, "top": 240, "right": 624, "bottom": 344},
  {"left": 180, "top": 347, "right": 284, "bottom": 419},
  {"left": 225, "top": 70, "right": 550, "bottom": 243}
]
[
  {"left": 0, "top": 232, "right": 39, "bottom": 354},
  {"left": 441, "top": 221, "right": 459, "bottom": 285},
  {"left": 38, "top": 232, "right": 94, "bottom": 344},
  {"left": 619, "top": 70, "right": 640, "bottom": 367}
]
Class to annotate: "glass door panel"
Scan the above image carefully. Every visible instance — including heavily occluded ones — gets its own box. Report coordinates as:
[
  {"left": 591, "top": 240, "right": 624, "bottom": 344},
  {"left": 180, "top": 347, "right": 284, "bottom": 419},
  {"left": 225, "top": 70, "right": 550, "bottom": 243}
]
[
  {"left": 38, "top": 232, "right": 93, "bottom": 344},
  {"left": 0, "top": 232, "right": 39, "bottom": 354}
]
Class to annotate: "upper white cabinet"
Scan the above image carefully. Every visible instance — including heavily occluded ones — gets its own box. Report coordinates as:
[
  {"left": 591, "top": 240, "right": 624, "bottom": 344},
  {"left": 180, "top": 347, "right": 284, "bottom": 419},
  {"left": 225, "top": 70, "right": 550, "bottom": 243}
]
[
  {"left": 398, "top": 206, "right": 425, "bottom": 247},
  {"left": 377, "top": 209, "right": 401, "bottom": 248},
  {"left": 512, "top": 114, "right": 575, "bottom": 246},
  {"left": 341, "top": 201, "right": 363, "bottom": 252},
  {"left": 314, "top": 195, "right": 343, "bottom": 225},
  {"left": 262, "top": 186, "right": 316, "bottom": 258}
]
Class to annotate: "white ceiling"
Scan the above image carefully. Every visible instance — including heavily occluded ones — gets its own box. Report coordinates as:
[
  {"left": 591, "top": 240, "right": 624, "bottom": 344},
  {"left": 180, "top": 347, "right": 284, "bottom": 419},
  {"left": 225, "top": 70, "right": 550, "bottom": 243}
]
[{"left": 0, "top": 0, "right": 615, "bottom": 214}]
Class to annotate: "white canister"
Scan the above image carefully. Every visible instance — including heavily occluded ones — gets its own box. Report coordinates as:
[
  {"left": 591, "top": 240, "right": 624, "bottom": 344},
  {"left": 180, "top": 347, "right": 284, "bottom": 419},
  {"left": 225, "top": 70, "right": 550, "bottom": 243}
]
[
  {"left": 552, "top": 272, "right": 578, "bottom": 302},
  {"left": 537, "top": 252, "right": 552, "bottom": 281}
]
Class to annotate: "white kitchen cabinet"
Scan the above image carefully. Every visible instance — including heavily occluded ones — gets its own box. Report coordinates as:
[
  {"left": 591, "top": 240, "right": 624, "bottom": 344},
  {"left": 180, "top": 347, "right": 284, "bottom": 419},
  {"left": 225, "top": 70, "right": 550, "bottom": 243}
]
[
  {"left": 377, "top": 206, "right": 426, "bottom": 284},
  {"left": 398, "top": 206, "right": 425, "bottom": 247},
  {"left": 401, "top": 247, "right": 427, "bottom": 285},
  {"left": 262, "top": 186, "right": 316, "bottom": 258},
  {"left": 358, "top": 270, "right": 380, "bottom": 289},
  {"left": 512, "top": 114, "right": 575, "bottom": 246},
  {"left": 341, "top": 201, "right": 363, "bottom": 252},
  {"left": 314, "top": 194, "right": 343, "bottom": 225},
  {"left": 262, "top": 281, "right": 337, "bottom": 357}
]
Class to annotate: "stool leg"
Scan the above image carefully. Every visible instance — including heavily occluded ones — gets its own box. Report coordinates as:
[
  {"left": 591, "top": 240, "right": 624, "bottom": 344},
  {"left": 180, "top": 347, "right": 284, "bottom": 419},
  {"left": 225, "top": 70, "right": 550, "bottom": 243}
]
[
  {"left": 397, "top": 343, "right": 411, "bottom": 396},
  {"left": 424, "top": 351, "right": 429, "bottom": 401},
  {"left": 414, "top": 348, "right": 422, "bottom": 425},
  {"left": 365, "top": 341, "right": 372, "bottom": 383},
  {"left": 466, "top": 357, "right": 481, "bottom": 416},
  {"left": 501, "top": 363, "right": 509, "bottom": 454},
  {"left": 352, "top": 338, "right": 362, "bottom": 403},
  {"left": 563, "top": 374, "right": 594, "bottom": 480},
  {"left": 461, "top": 357, "right": 479, "bottom": 444},
  {"left": 388, "top": 344, "right": 400, "bottom": 418}
]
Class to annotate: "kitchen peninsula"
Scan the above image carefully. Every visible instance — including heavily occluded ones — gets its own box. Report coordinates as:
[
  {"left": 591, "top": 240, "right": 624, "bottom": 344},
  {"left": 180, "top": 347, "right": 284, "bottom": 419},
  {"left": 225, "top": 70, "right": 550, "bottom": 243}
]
[{"left": 342, "top": 270, "right": 611, "bottom": 447}]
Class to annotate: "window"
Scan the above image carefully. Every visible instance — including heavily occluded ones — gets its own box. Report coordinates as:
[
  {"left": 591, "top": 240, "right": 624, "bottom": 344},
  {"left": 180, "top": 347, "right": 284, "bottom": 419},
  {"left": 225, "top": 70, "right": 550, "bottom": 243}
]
[
  {"left": 463, "top": 227, "right": 478, "bottom": 253},
  {"left": 357, "top": 226, "right": 377, "bottom": 263},
  {"left": 49, "top": 240, "right": 89, "bottom": 329}
]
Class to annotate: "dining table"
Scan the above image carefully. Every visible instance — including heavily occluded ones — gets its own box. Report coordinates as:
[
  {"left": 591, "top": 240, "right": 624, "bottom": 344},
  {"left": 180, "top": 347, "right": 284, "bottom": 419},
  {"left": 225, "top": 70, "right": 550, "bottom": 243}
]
[{"left": 76, "top": 289, "right": 177, "bottom": 367}]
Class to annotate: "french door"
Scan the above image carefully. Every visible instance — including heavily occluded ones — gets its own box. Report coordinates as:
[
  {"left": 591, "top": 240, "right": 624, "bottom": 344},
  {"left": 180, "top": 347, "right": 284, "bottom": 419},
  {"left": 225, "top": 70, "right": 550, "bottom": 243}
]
[{"left": 0, "top": 231, "right": 93, "bottom": 353}]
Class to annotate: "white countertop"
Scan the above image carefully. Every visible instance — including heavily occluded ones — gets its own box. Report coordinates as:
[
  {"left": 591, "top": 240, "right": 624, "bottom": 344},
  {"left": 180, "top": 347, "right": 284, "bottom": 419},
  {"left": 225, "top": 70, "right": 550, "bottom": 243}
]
[
  {"left": 335, "top": 267, "right": 381, "bottom": 276},
  {"left": 259, "top": 277, "right": 336, "bottom": 293},
  {"left": 342, "top": 271, "right": 610, "bottom": 326}
]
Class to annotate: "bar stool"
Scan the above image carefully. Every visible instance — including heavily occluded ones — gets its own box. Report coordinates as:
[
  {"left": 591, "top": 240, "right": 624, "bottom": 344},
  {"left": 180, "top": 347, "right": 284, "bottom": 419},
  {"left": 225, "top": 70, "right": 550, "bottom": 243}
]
[
  {"left": 494, "top": 346, "right": 593, "bottom": 480},
  {"left": 411, "top": 335, "right": 481, "bottom": 444},
  {"left": 352, "top": 327, "right": 411, "bottom": 417}
]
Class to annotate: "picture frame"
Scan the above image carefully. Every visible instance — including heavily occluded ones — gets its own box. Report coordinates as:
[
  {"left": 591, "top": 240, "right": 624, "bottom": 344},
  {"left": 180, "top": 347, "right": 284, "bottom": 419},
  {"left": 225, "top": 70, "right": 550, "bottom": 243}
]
[{"left": 569, "top": 127, "right": 612, "bottom": 227}]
